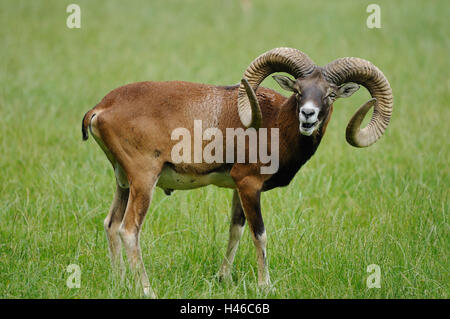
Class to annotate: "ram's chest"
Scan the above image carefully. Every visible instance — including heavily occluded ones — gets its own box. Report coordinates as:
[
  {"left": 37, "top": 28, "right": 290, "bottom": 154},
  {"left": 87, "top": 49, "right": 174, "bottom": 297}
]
[{"left": 156, "top": 165, "right": 235, "bottom": 191}]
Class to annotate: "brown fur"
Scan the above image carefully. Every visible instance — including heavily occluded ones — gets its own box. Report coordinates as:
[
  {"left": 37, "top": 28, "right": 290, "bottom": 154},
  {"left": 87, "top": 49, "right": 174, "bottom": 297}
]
[{"left": 82, "top": 73, "right": 335, "bottom": 294}]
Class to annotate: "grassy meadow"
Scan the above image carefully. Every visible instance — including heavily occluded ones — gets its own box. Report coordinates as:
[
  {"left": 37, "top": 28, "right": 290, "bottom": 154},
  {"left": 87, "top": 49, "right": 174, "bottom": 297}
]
[{"left": 0, "top": 0, "right": 448, "bottom": 298}]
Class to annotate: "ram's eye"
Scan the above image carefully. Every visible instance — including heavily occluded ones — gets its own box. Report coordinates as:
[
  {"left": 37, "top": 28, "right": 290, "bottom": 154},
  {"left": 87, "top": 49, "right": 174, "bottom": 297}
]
[
  {"left": 328, "top": 92, "right": 337, "bottom": 99},
  {"left": 295, "top": 92, "right": 302, "bottom": 100}
]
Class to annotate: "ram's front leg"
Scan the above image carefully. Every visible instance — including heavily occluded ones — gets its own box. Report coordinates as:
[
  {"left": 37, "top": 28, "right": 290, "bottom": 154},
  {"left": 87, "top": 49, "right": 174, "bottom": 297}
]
[{"left": 233, "top": 173, "right": 270, "bottom": 287}]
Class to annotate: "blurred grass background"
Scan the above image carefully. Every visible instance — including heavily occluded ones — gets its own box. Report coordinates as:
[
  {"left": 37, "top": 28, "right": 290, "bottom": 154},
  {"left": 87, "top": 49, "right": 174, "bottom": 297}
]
[{"left": 0, "top": 0, "right": 448, "bottom": 298}]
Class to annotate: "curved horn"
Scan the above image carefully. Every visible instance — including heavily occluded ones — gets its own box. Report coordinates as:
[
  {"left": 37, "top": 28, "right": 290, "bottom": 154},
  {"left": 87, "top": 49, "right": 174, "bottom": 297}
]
[
  {"left": 238, "top": 47, "right": 316, "bottom": 128},
  {"left": 324, "top": 57, "right": 393, "bottom": 147}
]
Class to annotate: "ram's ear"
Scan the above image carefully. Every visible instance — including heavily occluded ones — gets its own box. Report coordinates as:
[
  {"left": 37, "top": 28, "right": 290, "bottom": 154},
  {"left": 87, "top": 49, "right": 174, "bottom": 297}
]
[
  {"left": 272, "top": 75, "right": 296, "bottom": 92},
  {"left": 337, "top": 82, "right": 360, "bottom": 98}
]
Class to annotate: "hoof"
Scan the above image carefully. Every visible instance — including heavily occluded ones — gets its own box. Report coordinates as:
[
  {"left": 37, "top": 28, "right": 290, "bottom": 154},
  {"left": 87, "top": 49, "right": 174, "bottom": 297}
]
[
  {"left": 217, "top": 271, "right": 233, "bottom": 283},
  {"left": 258, "top": 281, "right": 276, "bottom": 293},
  {"left": 143, "top": 287, "right": 157, "bottom": 299}
]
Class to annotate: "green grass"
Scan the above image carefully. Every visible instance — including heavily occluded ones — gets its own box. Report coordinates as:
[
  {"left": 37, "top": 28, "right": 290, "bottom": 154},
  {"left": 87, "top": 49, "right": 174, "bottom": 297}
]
[{"left": 0, "top": 0, "right": 448, "bottom": 298}]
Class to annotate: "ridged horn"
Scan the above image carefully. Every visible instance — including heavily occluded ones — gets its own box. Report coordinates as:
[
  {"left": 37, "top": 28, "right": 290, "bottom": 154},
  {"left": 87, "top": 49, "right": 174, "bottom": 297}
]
[
  {"left": 324, "top": 57, "right": 393, "bottom": 147},
  {"left": 238, "top": 47, "right": 316, "bottom": 128}
]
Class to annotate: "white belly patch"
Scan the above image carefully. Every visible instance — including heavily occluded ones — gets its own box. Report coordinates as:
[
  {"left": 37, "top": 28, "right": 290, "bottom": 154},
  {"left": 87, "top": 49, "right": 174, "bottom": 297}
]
[{"left": 156, "top": 166, "right": 235, "bottom": 190}]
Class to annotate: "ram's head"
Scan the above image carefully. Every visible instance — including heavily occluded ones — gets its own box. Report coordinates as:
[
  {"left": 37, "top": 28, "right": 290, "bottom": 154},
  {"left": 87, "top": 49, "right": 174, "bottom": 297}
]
[{"left": 238, "top": 48, "right": 393, "bottom": 147}]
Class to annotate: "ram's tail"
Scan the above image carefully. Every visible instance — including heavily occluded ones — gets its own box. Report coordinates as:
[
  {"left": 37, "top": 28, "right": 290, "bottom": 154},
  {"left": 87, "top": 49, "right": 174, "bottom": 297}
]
[{"left": 81, "top": 109, "right": 96, "bottom": 141}]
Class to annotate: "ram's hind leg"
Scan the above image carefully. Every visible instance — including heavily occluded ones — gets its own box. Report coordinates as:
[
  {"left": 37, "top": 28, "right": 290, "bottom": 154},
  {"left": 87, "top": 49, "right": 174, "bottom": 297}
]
[
  {"left": 90, "top": 115, "right": 130, "bottom": 279},
  {"left": 119, "top": 164, "right": 162, "bottom": 298},
  {"left": 104, "top": 183, "right": 129, "bottom": 279},
  {"left": 218, "top": 190, "right": 246, "bottom": 281}
]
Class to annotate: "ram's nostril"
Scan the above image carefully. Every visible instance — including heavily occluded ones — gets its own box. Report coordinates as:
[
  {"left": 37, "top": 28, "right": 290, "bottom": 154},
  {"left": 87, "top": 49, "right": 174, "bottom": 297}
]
[{"left": 301, "top": 109, "right": 315, "bottom": 117}]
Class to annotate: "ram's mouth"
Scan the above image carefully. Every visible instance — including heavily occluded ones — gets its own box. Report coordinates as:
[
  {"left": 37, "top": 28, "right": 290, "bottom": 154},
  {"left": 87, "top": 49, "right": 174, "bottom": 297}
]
[
  {"left": 302, "top": 122, "right": 316, "bottom": 129},
  {"left": 299, "top": 121, "right": 319, "bottom": 136}
]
